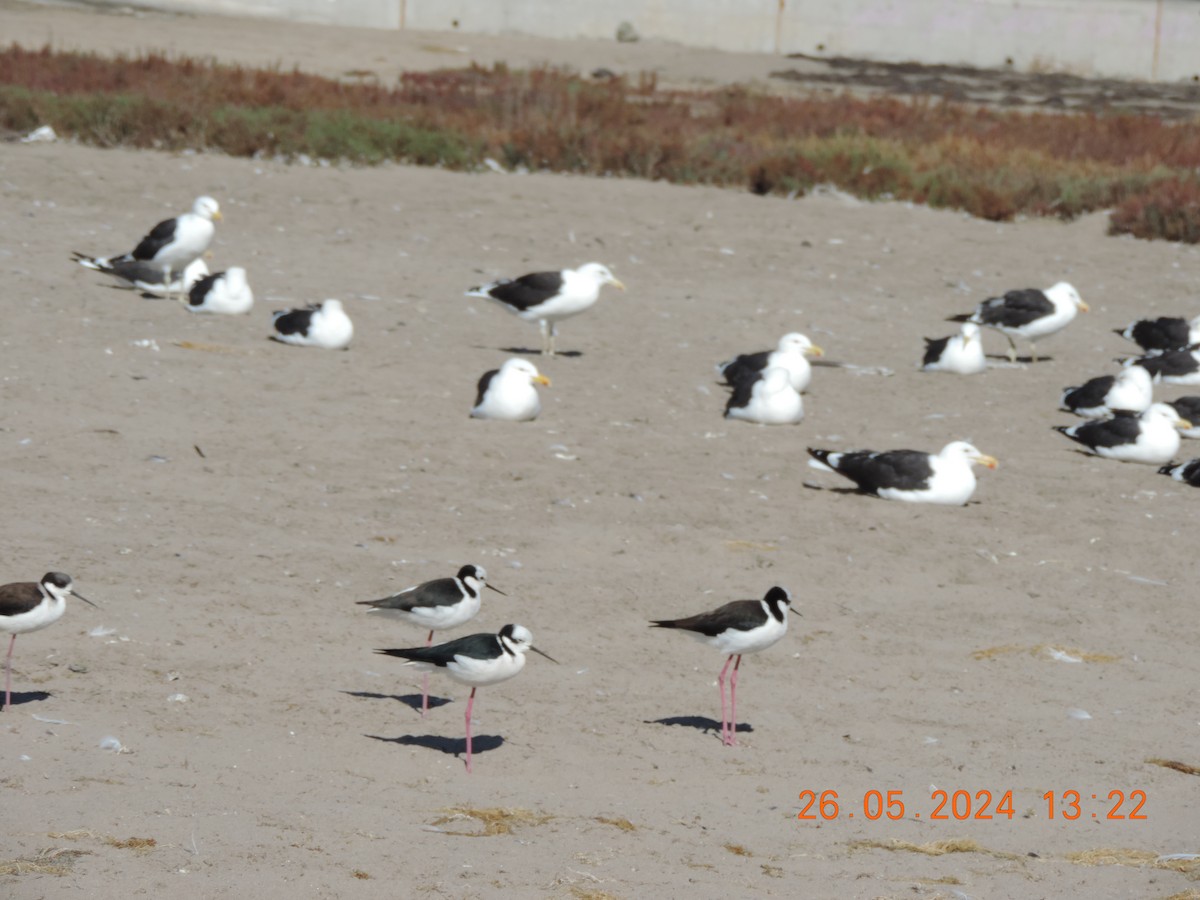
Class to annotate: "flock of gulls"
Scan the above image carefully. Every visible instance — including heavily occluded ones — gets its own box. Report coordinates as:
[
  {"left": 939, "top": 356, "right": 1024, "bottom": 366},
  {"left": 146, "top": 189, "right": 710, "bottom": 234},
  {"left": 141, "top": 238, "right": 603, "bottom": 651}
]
[{"left": 2, "top": 188, "right": 1194, "bottom": 774}]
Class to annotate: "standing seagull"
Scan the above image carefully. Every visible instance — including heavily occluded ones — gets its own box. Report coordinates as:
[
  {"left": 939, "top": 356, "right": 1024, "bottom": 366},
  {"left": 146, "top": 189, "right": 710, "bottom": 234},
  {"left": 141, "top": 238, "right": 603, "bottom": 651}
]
[
  {"left": 650, "top": 586, "right": 793, "bottom": 747},
  {"left": 1053, "top": 402, "right": 1191, "bottom": 464},
  {"left": 921, "top": 322, "right": 987, "bottom": 374},
  {"left": 1060, "top": 364, "right": 1155, "bottom": 417},
  {"left": 83, "top": 196, "right": 221, "bottom": 302},
  {"left": 723, "top": 367, "right": 804, "bottom": 425},
  {"left": 807, "top": 441, "right": 998, "bottom": 505},
  {"left": 73, "top": 253, "right": 210, "bottom": 297},
  {"left": 1114, "top": 314, "right": 1200, "bottom": 353},
  {"left": 718, "top": 332, "right": 824, "bottom": 393},
  {"left": 0, "top": 573, "right": 96, "bottom": 711},
  {"left": 470, "top": 358, "right": 551, "bottom": 421},
  {"left": 184, "top": 267, "right": 254, "bottom": 315},
  {"left": 948, "top": 282, "right": 1088, "bottom": 363},
  {"left": 270, "top": 299, "right": 354, "bottom": 350},
  {"left": 376, "top": 624, "right": 557, "bottom": 773},
  {"left": 357, "top": 564, "right": 505, "bottom": 716},
  {"left": 466, "top": 262, "right": 626, "bottom": 357}
]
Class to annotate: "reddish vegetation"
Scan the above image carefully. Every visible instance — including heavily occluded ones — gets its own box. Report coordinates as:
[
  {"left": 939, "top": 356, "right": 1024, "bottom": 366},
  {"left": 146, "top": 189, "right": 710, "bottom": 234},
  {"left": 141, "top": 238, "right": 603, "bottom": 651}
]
[{"left": 2, "top": 44, "right": 1198, "bottom": 241}]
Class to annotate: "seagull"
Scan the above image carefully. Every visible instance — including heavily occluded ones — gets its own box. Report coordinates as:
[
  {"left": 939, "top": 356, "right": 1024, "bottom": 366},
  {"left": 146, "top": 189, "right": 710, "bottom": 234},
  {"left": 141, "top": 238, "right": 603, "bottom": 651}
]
[
  {"left": 1053, "top": 402, "right": 1191, "bottom": 464},
  {"left": 0, "top": 573, "right": 96, "bottom": 711},
  {"left": 806, "top": 441, "right": 998, "bottom": 505},
  {"left": 723, "top": 367, "right": 804, "bottom": 425},
  {"left": 1121, "top": 346, "right": 1200, "bottom": 385},
  {"left": 376, "top": 624, "right": 557, "bottom": 773},
  {"left": 1060, "top": 364, "right": 1155, "bottom": 417},
  {"left": 921, "top": 322, "right": 987, "bottom": 374},
  {"left": 1159, "top": 458, "right": 1200, "bottom": 486},
  {"left": 466, "top": 262, "right": 626, "bottom": 356},
  {"left": 470, "top": 358, "right": 551, "bottom": 421},
  {"left": 73, "top": 253, "right": 210, "bottom": 296},
  {"left": 184, "top": 267, "right": 254, "bottom": 315},
  {"left": 717, "top": 332, "right": 824, "bottom": 392},
  {"left": 270, "top": 299, "right": 353, "bottom": 350},
  {"left": 357, "top": 564, "right": 504, "bottom": 716},
  {"left": 85, "top": 196, "right": 221, "bottom": 302},
  {"left": 948, "top": 282, "right": 1088, "bottom": 362},
  {"left": 650, "top": 586, "right": 793, "bottom": 747},
  {"left": 1166, "top": 397, "right": 1200, "bottom": 438},
  {"left": 1114, "top": 314, "right": 1200, "bottom": 353}
]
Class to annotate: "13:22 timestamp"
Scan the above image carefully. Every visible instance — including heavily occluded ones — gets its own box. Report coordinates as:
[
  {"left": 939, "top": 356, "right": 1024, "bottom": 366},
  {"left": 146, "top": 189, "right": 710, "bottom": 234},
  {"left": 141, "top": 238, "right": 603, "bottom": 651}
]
[{"left": 797, "top": 789, "right": 1148, "bottom": 821}]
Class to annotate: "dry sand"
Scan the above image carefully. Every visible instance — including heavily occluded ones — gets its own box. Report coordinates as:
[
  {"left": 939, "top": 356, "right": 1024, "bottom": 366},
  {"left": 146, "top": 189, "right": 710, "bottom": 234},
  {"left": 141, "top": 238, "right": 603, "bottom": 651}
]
[{"left": 2, "top": 4, "right": 1200, "bottom": 898}]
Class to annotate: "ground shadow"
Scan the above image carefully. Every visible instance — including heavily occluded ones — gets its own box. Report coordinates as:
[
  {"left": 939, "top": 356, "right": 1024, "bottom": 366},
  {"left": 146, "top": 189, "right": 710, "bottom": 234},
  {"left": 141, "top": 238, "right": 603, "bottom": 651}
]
[
  {"left": 365, "top": 732, "right": 505, "bottom": 759},
  {"left": 497, "top": 345, "right": 582, "bottom": 358},
  {"left": 648, "top": 715, "right": 753, "bottom": 739},
  {"left": 3, "top": 690, "right": 52, "bottom": 708},
  {"left": 341, "top": 689, "right": 452, "bottom": 712}
]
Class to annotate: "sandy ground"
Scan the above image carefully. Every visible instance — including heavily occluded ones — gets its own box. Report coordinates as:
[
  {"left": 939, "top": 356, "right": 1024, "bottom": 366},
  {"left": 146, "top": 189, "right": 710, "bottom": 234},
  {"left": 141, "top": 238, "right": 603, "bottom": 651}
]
[{"left": 3, "top": 5, "right": 1200, "bottom": 899}]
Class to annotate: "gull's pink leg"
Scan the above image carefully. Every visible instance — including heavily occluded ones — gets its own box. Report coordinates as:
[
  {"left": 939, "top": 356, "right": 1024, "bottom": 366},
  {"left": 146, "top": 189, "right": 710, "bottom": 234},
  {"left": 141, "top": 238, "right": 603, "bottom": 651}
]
[
  {"left": 729, "top": 655, "right": 743, "bottom": 746},
  {"left": 717, "top": 655, "right": 735, "bottom": 745},
  {"left": 420, "top": 630, "right": 433, "bottom": 717},
  {"left": 464, "top": 687, "right": 477, "bottom": 774},
  {"left": 3, "top": 634, "right": 15, "bottom": 711}
]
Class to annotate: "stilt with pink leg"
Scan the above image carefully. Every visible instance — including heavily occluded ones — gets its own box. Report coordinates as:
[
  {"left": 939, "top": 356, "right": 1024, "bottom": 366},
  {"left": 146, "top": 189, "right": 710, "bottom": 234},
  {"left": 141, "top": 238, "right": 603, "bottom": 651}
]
[
  {"left": 651, "top": 586, "right": 794, "bottom": 746},
  {"left": 0, "top": 572, "right": 97, "bottom": 711},
  {"left": 357, "top": 564, "right": 504, "bottom": 716},
  {"left": 376, "top": 623, "right": 556, "bottom": 773}
]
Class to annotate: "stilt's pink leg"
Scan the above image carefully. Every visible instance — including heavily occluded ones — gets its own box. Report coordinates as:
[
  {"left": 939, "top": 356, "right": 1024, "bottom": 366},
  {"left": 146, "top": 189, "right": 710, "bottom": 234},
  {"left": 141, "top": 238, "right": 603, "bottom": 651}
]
[
  {"left": 421, "top": 630, "right": 433, "bottom": 717},
  {"left": 464, "top": 687, "right": 477, "bottom": 774},
  {"left": 717, "top": 655, "right": 735, "bottom": 745},
  {"left": 729, "top": 655, "right": 743, "bottom": 746},
  {"left": 3, "top": 634, "right": 15, "bottom": 711}
]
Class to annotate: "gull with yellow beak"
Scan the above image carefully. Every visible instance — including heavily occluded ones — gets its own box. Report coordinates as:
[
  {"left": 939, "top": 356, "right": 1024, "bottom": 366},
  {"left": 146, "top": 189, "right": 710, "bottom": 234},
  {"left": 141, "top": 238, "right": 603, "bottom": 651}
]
[
  {"left": 922, "top": 322, "right": 987, "bottom": 374},
  {"left": 1054, "top": 402, "right": 1191, "bottom": 465},
  {"left": 470, "top": 358, "right": 551, "bottom": 421},
  {"left": 948, "top": 281, "right": 1088, "bottom": 363},
  {"left": 466, "top": 262, "right": 625, "bottom": 357},
  {"left": 718, "top": 332, "right": 824, "bottom": 393},
  {"left": 807, "top": 441, "right": 998, "bottom": 505}
]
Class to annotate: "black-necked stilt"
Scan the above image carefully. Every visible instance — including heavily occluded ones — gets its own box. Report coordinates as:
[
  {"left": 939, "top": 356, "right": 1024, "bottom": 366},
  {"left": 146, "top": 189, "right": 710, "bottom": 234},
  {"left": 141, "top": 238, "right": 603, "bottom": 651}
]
[
  {"left": 807, "top": 441, "right": 998, "bottom": 506},
  {"left": 651, "top": 586, "right": 793, "bottom": 746},
  {"left": 358, "top": 564, "right": 504, "bottom": 715},
  {"left": 0, "top": 572, "right": 96, "bottom": 711},
  {"left": 376, "top": 623, "right": 556, "bottom": 773},
  {"left": 466, "top": 262, "right": 626, "bottom": 357},
  {"left": 718, "top": 332, "right": 824, "bottom": 393},
  {"left": 81, "top": 196, "right": 221, "bottom": 302},
  {"left": 270, "top": 299, "right": 353, "bottom": 350},
  {"left": 470, "top": 358, "right": 551, "bottom": 422},
  {"left": 948, "top": 281, "right": 1088, "bottom": 363}
]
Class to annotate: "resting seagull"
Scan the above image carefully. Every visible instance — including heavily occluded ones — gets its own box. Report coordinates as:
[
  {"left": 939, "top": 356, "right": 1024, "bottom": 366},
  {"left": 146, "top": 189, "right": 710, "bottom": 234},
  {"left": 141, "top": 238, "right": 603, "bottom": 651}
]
[
  {"left": 270, "top": 299, "right": 353, "bottom": 350},
  {"left": 1165, "top": 397, "right": 1200, "bottom": 439},
  {"left": 1060, "top": 364, "right": 1155, "bottom": 417},
  {"left": 1114, "top": 314, "right": 1200, "bottom": 353},
  {"left": 806, "top": 441, "right": 998, "bottom": 505},
  {"left": 466, "top": 262, "right": 625, "bottom": 357},
  {"left": 470, "top": 358, "right": 551, "bottom": 421},
  {"left": 921, "top": 322, "right": 987, "bottom": 374},
  {"left": 1053, "top": 402, "right": 1190, "bottom": 464},
  {"left": 83, "top": 196, "right": 221, "bottom": 302},
  {"left": 1121, "top": 347, "right": 1200, "bottom": 385},
  {"left": 1159, "top": 458, "right": 1200, "bottom": 486},
  {"left": 718, "top": 332, "right": 824, "bottom": 392},
  {"left": 184, "top": 267, "right": 254, "bottom": 315},
  {"left": 948, "top": 281, "right": 1088, "bottom": 363},
  {"left": 73, "top": 253, "right": 210, "bottom": 297},
  {"left": 724, "top": 367, "right": 804, "bottom": 425}
]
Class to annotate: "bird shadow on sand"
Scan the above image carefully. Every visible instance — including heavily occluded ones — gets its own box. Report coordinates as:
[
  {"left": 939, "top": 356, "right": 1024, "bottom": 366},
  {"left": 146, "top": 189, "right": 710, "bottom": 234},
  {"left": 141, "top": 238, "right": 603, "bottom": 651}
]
[
  {"left": 985, "top": 352, "right": 1051, "bottom": 363},
  {"left": 365, "top": 732, "right": 505, "bottom": 759},
  {"left": 340, "top": 689, "right": 453, "bottom": 713},
  {"left": 4, "top": 690, "right": 52, "bottom": 708},
  {"left": 648, "top": 715, "right": 753, "bottom": 740},
  {"left": 497, "top": 345, "right": 582, "bottom": 359}
]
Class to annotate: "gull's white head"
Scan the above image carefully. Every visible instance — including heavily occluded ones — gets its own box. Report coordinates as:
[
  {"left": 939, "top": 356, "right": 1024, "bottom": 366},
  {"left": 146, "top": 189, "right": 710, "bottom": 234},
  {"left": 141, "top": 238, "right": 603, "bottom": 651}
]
[
  {"left": 500, "top": 358, "right": 551, "bottom": 386},
  {"left": 193, "top": 196, "right": 222, "bottom": 221},
  {"left": 940, "top": 441, "right": 998, "bottom": 469},
  {"left": 577, "top": 262, "right": 626, "bottom": 292},
  {"left": 777, "top": 332, "right": 824, "bottom": 357},
  {"left": 1047, "top": 281, "right": 1087, "bottom": 312}
]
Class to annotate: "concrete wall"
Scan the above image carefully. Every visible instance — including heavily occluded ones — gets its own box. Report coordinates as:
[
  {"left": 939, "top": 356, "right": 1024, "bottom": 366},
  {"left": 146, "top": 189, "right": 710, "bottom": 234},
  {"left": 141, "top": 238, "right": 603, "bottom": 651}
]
[{"left": 81, "top": 0, "right": 1200, "bottom": 82}]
